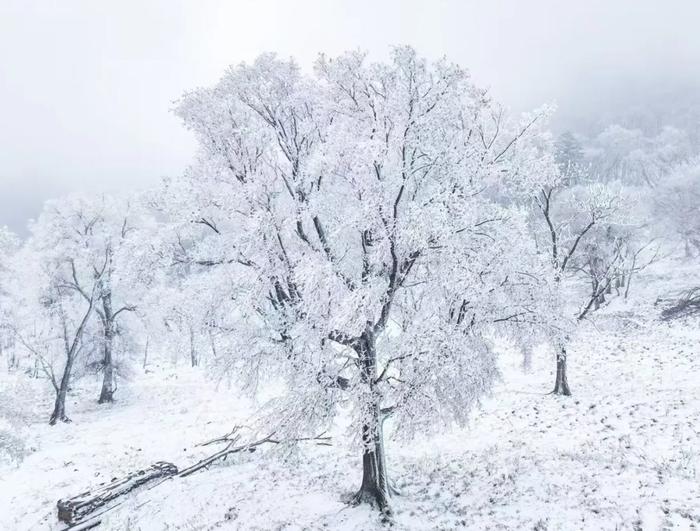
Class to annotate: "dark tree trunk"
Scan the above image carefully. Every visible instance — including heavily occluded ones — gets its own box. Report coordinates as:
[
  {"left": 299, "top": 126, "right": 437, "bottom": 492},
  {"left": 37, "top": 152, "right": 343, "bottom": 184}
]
[
  {"left": 592, "top": 281, "right": 607, "bottom": 308},
  {"left": 50, "top": 354, "right": 76, "bottom": 424},
  {"left": 98, "top": 294, "right": 115, "bottom": 404},
  {"left": 591, "top": 279, "right": 601, "bottom": 310},
  {"left": 354, "top": 406, "right": 391, "bottom": 514},
  {"left": 6, "top": 343, "right": 17, "bottom": 371},
  {"left": 189, "top": 327, "right": 198, "bottom": 367},
  {"left": 49, "top": 389, "right": 69, "bottom": 425},
  {"left": 48, "top": 282, "right": 97, "bottom": 425},
  {"left": 552, "top": 347, "right": 571, "bottom": 396},
  {"left": 142, "top": 336, "right": 149, "bottom": 370},
  {"left": 351, "top": 330, "right": 392, "bottom": 517}
]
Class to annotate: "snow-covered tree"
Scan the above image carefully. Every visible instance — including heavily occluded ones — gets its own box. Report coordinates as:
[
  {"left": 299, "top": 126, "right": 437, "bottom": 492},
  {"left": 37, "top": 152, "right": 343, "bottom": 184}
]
[
  {"left": 153, "top": 280, "right": 217, "bottom": 368},
  {"left": 534, "top": 174, "right": 626, "bottom": 395},
  {"left": 0, "top": 226, "right": 18, "bottom": 278},
  {"left": 36, "top": 195, "right": 150, "bottom": 403},
  {"left": 654, "top": 158, "right": 700, "bottom": 257},
  {"left": 139, "top": 200, "right": 235, "bottom": 370},
  {"left": 11, "top": 194, "right": 153, "bottom": 422},
  {"left": 165, "top": 47, "right": 557, "bottom": 514},
  {"left": 12, "top": 215, "right": 105, "bottom": 424},
  {"left": 586, "top": 124, "right": 693, "bottom": 186},
  {"left": 555, "top": 131, "right": 584, "bottom": 176},
  {"left": 0, "top": 227, "right": 20, "bottom": 370}
]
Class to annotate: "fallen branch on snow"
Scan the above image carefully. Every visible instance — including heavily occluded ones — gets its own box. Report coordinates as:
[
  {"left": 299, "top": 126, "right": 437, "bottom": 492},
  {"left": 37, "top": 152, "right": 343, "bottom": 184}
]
[
  {"left": 179, "top": 425, "right": 331, "bottom": 477},
  {"left": 56, "top": 427, "right": 331, "bottom": 528},
  {"left": 659, "top": 287, "right": 700, "bottom": 321}
]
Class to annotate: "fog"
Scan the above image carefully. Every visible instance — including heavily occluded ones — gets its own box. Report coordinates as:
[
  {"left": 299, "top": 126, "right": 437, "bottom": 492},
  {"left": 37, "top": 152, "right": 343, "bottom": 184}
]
[{"left": 2, "top": 0, "right": 699, "bottom": 234}]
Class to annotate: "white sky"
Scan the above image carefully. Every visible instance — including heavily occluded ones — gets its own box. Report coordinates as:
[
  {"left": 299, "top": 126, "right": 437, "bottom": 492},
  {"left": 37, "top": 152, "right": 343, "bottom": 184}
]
[{"left": 1, "top": 0, "right": 699, "bottom": 234}]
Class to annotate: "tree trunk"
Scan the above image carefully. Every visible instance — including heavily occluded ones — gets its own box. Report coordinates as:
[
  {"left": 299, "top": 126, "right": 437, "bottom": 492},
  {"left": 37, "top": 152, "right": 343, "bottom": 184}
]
[
  {"left": 552, "top": 346, "right": 571, "bottom": 396},
  {"left": 50, "top": 355, "right": 76, "bottom": 424},
  {"left": 142, "top": 336, "right": 149, "bottom": 370},
  {"left": 189, "top": 327, "right": 198, "bottom": 367},
  {"left": 351, "top": 330, "right": 392, "bottom": 517},
  {"left": 209, "top": 330, "right": 217, "bottom": 359},
  {"left": 49, "top": 389, "right": 68, "bottom": 425},
  {"left": 49, "top": 287, "right": 97, "bottom": 424},
  {"left": 5, "top": 341, "right": 17, "bottom": 371},
  {"left": 354, "top": 406, "right": 391, "bottom": 514},
  {"left": 98, "top": 294, "right": 115, "bottom": 404},
  {"left": 598, "top": 290, "right": 606, "bottom": 306},
  {"left": 591, "top": 279, "right": 601, "bottom": 310},
  {"left": 522, "top": 346, "right": 532, "bottom": 373}
]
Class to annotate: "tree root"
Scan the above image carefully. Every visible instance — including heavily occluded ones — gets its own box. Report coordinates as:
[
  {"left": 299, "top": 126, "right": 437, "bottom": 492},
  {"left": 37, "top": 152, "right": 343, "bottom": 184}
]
[{"left": 350, "top": 487, "right": 393, "bottom": 522}]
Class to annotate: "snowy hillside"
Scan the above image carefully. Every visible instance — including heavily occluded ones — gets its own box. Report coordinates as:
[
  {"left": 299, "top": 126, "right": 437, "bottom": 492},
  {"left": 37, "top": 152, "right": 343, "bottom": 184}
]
[{"left": 1, "top": 261, "right": 698, "bottom": 530}]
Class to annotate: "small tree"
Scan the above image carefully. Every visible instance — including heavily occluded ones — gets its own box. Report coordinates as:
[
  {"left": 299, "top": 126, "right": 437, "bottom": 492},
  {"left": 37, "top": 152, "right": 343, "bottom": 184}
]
[
  {"left": 0, "top": 227, "right": 20, "bottom": 371},
  {"left": 12, "top": 194, "right": 149, "bottom": 421},
  {"left": 157, "top": 285, "right": 207, "bottom": 368},
  {"left": 167, "top": 47, "right": 555, "bottom": 514},
  {"left": 35, "top": 195, "right": 144, "bottom": 403},
  {"left": 44, "top": 282, "right": 101, "bottom": 424},
  {"left": 555, "top": 131, "right": 584, "bottom": 177},
  {"left": 534, "top": 177, "right": 624, "bottom": 395},
  {"left": 12, "top": 240, "right": 105, "bottom": 424}
]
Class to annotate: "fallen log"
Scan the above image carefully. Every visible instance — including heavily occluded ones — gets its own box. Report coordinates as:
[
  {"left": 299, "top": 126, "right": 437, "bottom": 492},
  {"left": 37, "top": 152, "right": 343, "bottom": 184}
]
[
  {"left": 57, "top": 461, "right": 178, "bottom": 526},
  {"left": 55, "top": 428, "right": 330, "bottom": 527}
]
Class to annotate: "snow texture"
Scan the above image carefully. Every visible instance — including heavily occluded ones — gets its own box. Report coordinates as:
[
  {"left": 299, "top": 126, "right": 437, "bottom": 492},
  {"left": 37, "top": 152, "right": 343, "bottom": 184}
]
[{"left": 1, "top": 261, "right": 698, "bottom": 530}]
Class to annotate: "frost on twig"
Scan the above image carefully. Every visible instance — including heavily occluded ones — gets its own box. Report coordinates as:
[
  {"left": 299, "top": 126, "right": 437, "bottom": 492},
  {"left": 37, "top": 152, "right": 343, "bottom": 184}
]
[{"left": 179, "top": 426, "right": 332, "bottom": 477}]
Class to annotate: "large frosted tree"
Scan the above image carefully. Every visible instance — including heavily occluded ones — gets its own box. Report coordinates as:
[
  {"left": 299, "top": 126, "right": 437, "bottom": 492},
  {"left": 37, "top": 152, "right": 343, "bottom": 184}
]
[{"left": 166, "top": 47, "right": 556, "bottom": 514}]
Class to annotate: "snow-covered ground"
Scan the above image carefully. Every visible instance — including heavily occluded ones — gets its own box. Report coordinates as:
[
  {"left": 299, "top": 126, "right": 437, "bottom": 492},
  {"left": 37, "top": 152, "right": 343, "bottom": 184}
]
[{"left": 1, "top": 260, "right": 698, "bottom": 530}]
